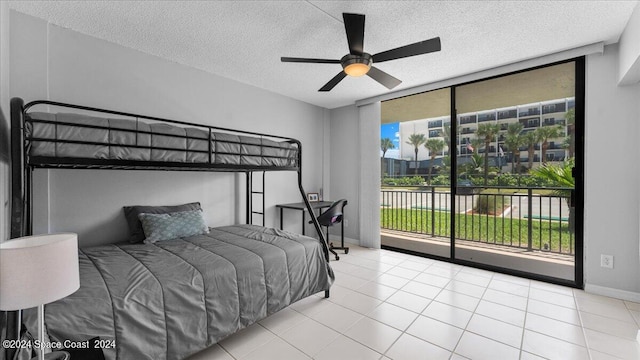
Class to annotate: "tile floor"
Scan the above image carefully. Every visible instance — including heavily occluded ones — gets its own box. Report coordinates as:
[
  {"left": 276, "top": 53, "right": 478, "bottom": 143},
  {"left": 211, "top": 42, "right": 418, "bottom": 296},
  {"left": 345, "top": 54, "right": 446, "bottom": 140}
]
[{"left": 188, "top": 245, "right": 640, "bottom": 360}]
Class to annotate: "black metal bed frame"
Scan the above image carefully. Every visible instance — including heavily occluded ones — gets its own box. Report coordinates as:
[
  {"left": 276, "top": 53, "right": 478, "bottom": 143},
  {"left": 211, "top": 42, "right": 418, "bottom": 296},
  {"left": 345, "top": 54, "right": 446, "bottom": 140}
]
[{"left": 6, "top": 97, "right": 333, "bottom": 356}]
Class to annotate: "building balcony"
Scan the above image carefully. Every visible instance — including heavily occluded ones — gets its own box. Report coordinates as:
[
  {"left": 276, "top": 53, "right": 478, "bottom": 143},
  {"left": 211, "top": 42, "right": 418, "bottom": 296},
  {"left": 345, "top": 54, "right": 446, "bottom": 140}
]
[
  {"left": 428, "top": 120, "right": 443, "bottom": 128},
  {"left": 497, "top": 109, "right": 518, "bottom": 120},
  {"left": 477, "top": 113, "right": 496, "bottom": 122},
  {"left": 521, "top": 119, "right": 541, "bottom": 128},
  {"left": 543, "top": 119, "right": 566, "bottom": 126},
  {"left": 542, "top": 103, "right": 567, "bottom": 114},
  {"left": 459, "top": 116, "right": 477, "bottom": 125}
]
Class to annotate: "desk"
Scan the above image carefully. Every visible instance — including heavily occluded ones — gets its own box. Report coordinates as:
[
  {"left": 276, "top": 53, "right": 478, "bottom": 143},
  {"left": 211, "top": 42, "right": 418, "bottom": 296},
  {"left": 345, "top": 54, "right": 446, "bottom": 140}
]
[
  {"left": 276, "top": 201, "right": 334, "bottom": 236},
  {"left": 276, "top": 200, "right": 347, "bottom": 259}
]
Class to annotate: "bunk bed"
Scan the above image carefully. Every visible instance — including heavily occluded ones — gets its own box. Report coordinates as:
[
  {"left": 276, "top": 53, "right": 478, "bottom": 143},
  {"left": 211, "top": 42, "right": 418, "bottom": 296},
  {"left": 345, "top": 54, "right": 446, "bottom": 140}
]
[{"left": 6, "top": 98, "right": 335, "bottom": 360}]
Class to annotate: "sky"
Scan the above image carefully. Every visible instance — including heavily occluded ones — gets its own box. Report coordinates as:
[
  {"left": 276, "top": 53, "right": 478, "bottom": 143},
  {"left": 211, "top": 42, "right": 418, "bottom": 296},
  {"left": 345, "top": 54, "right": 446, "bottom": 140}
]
[{"left": 380, "top": 122, "right": 400, "bottom": 159}]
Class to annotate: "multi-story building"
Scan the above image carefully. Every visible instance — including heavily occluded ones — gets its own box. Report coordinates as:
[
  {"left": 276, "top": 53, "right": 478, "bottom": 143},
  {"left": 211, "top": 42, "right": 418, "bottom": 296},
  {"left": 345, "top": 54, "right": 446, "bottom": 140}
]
[{"left": 392, "top": 97, "right": 575, "bottom": 175}]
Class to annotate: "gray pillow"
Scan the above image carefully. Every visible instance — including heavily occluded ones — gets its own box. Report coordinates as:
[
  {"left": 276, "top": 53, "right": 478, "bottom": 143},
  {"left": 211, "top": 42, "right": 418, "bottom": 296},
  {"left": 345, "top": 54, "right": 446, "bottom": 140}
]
[{"left": 123, "top": 202, "right": 201, "bottom": 243}]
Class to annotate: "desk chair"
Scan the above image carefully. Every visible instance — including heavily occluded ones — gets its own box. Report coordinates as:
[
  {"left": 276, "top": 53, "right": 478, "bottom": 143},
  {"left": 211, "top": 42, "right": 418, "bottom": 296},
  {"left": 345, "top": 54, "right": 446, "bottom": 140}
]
[{"left": 311, "top": 199, "right": 349, "bottom": 260}]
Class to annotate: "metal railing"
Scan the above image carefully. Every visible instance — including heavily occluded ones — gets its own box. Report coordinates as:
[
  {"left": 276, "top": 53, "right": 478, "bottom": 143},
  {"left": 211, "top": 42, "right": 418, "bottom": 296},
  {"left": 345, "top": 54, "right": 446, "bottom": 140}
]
[{"left": 381, "top": 186, "right": 575, "bottom": 255}]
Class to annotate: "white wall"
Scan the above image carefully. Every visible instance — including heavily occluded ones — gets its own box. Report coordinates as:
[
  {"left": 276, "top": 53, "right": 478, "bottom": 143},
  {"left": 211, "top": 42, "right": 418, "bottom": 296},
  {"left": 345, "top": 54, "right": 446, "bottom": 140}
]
[
  {"left": 585, "top": 43, "right": 640, "bottom": 297},
  {"left": 0, "top": 2, "right": 9, "bottom": 243},
  {"left": 8, "top": 11, "right": 328, "bottom": 246},
  {"left": 618, "top": 2, "right": 640, "bottom": 85}
]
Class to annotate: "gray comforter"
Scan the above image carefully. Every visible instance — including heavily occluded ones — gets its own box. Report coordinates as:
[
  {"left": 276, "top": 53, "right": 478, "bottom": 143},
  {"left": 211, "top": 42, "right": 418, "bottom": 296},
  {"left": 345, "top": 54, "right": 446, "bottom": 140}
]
[{"left": 25, "top": 225, "right": 333, "bottom": 360}]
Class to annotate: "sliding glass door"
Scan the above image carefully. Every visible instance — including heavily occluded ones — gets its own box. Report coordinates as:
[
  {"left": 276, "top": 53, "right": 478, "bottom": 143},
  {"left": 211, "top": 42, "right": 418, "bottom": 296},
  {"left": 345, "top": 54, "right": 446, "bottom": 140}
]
[
  {"left": 453, "top": 61, "right": 581, "bottom": 284},
  {"left": 381, "top": 59, "right": 583, "bottom": 287},
  {"left": 380, "top": 88, "right": 452, "bottom": 259}
]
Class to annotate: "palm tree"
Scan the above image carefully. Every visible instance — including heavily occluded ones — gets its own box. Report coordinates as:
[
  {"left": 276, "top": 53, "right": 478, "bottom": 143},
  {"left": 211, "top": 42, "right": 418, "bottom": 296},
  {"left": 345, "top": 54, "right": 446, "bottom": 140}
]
[
  {"left": 406, "top": 133, "right": 426, "bottom": 175},
  {"left": 521, "top": 131, "right": 540, "bottom": 169},
  {"left": 564, "top": 108, "right": 575, "bottom": 158},
  {"left": 441, "top": 125, "right": 454, "bottom": 155},
  {"left": 475, "top": 123, "right": 501, "bottom": 185},
  {"left": 536, "top": 125, "right": 563, "bottom": 163},
  {"left": 470, "top": 138, "right": 483, "bottom": 154},
  {"left": 380, "top": 138, "right": 395, "bottom": 179},
  {"left": 462, "top": 153, "right": 484, "bottom": 176},
  {"left": 504, "top": 123, "right": 523, "bottom": 173},
  {"left": 381, "top": 138, "right": 395, "bottom": 159},
  {"left": 530, "top": 158, "right": 575, "bottom": 232},
  {"left": 424, "top": 138, "right": 445, "bottom": 183}
]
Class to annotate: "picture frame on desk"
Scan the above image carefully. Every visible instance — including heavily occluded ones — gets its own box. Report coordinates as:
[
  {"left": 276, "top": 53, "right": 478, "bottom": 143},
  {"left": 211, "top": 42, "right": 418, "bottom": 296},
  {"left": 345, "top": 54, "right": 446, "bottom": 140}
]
[{"left": 307, "top": 193, "right": 319, "bottom": 202}]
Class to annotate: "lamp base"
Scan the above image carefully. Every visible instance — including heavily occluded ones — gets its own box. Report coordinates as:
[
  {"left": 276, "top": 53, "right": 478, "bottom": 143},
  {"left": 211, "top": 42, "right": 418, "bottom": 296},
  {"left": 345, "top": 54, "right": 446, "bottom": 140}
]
[{"left": 31, "top": 351, "right": 70, "bottom": 360}]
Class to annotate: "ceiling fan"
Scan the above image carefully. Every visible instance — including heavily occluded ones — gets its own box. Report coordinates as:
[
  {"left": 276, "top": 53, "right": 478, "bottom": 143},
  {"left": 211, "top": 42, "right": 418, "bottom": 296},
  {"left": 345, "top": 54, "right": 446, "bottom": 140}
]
[{"left": 281, "top": 13, "right": 441, "bottom": 92}]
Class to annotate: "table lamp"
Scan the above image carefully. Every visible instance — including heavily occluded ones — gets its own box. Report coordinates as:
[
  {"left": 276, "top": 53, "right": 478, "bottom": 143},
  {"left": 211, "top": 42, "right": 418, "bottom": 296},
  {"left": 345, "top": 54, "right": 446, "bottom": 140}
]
[{"left": 0, "top": 233, "right": 80, "bottom": 360}]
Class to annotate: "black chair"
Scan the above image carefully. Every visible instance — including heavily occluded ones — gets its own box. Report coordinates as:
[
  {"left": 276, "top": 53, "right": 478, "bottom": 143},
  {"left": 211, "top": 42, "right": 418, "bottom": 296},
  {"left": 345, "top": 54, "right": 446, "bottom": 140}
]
[{"left": 310, "top": 199, "right": 349, "bottom": 260}]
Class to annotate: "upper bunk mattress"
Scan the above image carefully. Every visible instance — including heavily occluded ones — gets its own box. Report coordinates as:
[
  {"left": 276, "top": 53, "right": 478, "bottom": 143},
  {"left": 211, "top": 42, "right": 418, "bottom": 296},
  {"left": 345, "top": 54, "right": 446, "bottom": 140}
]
[{"left": 25, "top": 112, "right": 298, "bottom": 168}]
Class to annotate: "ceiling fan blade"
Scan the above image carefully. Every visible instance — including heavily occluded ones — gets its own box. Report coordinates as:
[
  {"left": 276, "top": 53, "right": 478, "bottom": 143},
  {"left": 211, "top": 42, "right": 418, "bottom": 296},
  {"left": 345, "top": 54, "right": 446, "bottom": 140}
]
[
  {"left": 319, "top": 71, "right": 347, "bottom": 92},
  {"left": 343, "top": 13, "right": 365, "bottom": 55},
  {"left": 367, "top": 66, "right": 402, "bottom": 90},
  {"left": 372, "top": 37, "right": 441, "bottom": 63},
  {"left": 281, "top": 57, "right": 340, "bottom": 64}
]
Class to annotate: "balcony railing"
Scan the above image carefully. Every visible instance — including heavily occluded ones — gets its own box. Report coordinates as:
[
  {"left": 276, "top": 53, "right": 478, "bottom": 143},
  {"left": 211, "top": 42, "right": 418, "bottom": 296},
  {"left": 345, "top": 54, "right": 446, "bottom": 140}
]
[
  {"left": 429, "top": 120, "right": 443, "bottom": 128},
  {"left": 381, "top": 186, "right": 574, "bottom": 256},
  {"left": 522, "top": 119, "right": 541, "bottom": 128},
  {"left": 519, "top": 109, "right": 541, "bottom": 117},
  {"left": 543, "top": 119, "right": 566, "bottom": 126},
  {"left": 459, "top": 116, "right": 477, "bottom": 125},
  {"left": 497, "top": 110, "right": 517, "bottom": 120},
  {"left": 542, "top": 103, "right": 566, "bottom": 114},
  {"left": 477, "top": 113, "right": 496, "bottom": 122}
]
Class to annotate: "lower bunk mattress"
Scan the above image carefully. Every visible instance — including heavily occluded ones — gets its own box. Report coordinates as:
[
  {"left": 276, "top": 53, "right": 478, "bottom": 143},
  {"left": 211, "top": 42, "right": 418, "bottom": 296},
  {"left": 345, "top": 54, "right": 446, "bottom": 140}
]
[{"left": 24, "top": 225, "right": 334, "bottom": 360}]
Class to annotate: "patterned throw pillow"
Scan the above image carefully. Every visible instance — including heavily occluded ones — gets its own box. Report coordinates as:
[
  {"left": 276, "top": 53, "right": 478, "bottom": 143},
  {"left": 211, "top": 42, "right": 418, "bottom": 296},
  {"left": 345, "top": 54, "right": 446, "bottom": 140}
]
[
  {"left": 123, "top": 202, "right": 202, "bottom": 243},
  {"left": 138, "top": 210, "right": 209, "bottom": 243}
]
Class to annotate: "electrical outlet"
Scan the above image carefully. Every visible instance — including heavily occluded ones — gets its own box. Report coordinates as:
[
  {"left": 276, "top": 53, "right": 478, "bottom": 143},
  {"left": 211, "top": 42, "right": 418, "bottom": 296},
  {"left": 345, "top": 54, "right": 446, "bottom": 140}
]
[
  {"left": 344, "top": 219, "right": 349, "bottom": 227},
  {"left": 600, "top": 254, "right": 614, "bottom": 269}
]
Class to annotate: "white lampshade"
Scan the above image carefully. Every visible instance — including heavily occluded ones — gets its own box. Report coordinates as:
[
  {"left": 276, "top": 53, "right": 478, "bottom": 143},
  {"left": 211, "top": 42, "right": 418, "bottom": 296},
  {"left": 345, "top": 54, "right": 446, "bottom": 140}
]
[{"left": 0, "top": 233, "right": 80, "bottom": 311}]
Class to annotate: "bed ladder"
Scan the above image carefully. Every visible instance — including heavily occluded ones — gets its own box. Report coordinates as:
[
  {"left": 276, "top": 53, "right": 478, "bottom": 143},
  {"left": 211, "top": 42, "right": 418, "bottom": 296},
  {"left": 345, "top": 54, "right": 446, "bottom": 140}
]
[{"left": 247, "top": 171, "right": 265, "bottom": 226}]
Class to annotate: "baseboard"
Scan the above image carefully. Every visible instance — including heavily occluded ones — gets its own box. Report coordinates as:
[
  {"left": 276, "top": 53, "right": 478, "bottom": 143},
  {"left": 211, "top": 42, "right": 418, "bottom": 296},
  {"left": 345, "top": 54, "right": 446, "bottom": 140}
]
[
  {"left": 327, "top": 235, "right": 361, "bottom": 247},
  {"left": 584, "top": 283, "right": 640, "bottom": 302}
]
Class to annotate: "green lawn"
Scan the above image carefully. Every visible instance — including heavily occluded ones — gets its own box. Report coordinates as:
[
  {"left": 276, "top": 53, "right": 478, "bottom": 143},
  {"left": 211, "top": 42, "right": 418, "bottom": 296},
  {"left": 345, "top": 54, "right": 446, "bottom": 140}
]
[{"left": 381, "top": 209, "right": 574, "bottom": 254}]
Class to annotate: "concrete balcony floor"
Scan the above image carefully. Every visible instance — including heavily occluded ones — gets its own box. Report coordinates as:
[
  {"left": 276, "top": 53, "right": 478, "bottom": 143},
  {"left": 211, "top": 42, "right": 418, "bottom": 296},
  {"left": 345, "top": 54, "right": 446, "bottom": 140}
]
[{"left": 381, "top": 229, "right": 575, "bottom": 281}]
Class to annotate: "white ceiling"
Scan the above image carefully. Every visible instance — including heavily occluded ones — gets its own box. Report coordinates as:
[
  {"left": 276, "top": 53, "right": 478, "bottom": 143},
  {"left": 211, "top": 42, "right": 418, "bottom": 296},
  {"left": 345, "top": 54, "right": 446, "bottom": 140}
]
[{"left": 7, "top": 1, "right": 639, "bottom": 109}]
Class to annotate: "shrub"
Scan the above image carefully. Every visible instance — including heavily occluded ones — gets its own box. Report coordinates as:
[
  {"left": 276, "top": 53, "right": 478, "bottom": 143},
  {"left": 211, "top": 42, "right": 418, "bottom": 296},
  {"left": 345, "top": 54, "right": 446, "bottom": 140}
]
[
  {"left": 468, "top": 176, "right": 484, "bottom": 186},
  {"left": 474, "top": 194, "right": 510, "bottom": 215},
  {"left": 382, "top": 176, "right": 425, "bottom": 186},
  {"left": 431, "top": 175, "right": 450, "bottom": 186},
  {"left": 488, "top": 174, "right": 519, "bottom": 187},
  {"left": 519, "top": 175, "right": 552, "bottom": 187},
  {"left": 382, "top": 177, "right": 396, "bottom": 186}
]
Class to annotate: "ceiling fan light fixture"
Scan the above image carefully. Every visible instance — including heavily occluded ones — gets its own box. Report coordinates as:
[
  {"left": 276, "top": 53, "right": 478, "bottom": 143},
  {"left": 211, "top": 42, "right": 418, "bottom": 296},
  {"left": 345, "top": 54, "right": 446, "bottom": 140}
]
[
  {"left": 341, "top": 53, "right": 372, "bottom": 77},
  {"left": 344, "top": 62, "right": 371, "bottom": 77}
]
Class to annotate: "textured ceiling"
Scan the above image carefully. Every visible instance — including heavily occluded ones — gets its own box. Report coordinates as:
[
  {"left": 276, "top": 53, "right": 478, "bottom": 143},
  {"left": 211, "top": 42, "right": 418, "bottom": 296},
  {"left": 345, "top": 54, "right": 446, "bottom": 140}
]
[{"left": 7, "top": 1, "right": 639, "bottom": 109}]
